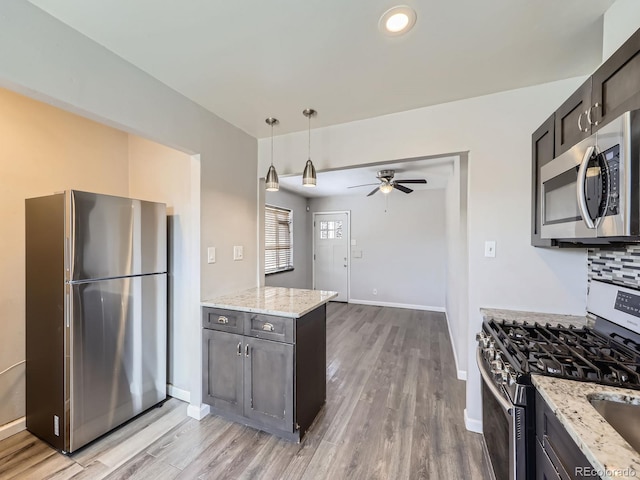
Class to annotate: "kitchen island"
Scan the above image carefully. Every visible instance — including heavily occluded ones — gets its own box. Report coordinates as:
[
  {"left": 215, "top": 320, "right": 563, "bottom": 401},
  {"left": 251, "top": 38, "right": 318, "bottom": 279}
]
[{"left": 201, "top": 287, "right": 337, "bottom": 442}]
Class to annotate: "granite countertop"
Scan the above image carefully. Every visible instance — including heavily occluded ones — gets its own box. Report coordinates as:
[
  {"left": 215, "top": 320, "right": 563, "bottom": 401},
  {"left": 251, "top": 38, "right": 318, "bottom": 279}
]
[
  {"left": 480, "top": 307, "right": 591, "bottom": 328},
  {"left": 533, "top": 375, "right": 640, "bottom": 480},
  {"left": 201, "top": 286, "right": 338, "bottom": 318}
]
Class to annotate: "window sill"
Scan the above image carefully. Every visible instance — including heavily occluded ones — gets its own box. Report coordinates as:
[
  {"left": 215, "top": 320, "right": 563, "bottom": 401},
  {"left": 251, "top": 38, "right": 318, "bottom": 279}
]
[{"left": 265, "top": 267, "right": 294, "bottom": 276}]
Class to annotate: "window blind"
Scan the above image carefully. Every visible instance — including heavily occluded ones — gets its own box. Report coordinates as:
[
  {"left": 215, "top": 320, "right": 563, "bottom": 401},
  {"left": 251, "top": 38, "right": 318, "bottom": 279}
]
[{"left": 265, "top": 205, "right": 293, "bottom": 274}]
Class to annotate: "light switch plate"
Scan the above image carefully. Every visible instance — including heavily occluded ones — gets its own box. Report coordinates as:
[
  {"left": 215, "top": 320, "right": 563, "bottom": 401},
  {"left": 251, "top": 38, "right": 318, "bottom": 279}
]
[
  {"left": 484, "top": 241, "right": 496, "bottom": 258},
  {"left": 207, "top": 247, "right": 216, "bottom": 264},
  {"left": 352, "top": 250, "right": 363, "bottom": 259},
  {"left": 351, "top": 239, "right": 357, "bottom": 246},
  {"left": 233, "top": 245, "right": 244, "bottom": 261}
]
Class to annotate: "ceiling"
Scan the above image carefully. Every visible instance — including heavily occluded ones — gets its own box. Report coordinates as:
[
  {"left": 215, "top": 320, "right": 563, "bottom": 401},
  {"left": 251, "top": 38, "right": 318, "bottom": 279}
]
[
  {"left": 28, "top": 0, "right": 615, "bottom": 138},
  {"left": 275, "top": 156, "right": 456, "bottom": 198}
]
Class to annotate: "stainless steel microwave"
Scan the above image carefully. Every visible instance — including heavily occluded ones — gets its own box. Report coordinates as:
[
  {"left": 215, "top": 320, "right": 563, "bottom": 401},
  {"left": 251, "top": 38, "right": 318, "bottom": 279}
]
[{"left": 540, "top": 110, "right": 640, "bottom": 242}]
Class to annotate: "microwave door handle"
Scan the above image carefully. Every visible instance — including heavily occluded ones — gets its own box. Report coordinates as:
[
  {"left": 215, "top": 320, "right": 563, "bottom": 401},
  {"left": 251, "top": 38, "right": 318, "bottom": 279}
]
[{"left": 576, "top": 145, "right": 596, "bottom": 229}]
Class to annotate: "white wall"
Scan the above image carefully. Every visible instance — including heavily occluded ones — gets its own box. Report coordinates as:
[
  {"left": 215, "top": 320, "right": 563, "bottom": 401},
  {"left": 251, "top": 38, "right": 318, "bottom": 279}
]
[
  {"left": 603, "top": 0, "right": 640, "bottom": 60},
  {"left": 445, "top": 156, "right": 469, "bottom": 380},
  {"left": 309, "top": 189, "right": 447, "bottom": 310},
  {"left": 128, "top": 136, "right": 196, "bottom": 401},
  {"left": 264, "top": 188, "right": 312, "bottom": 289},
  {"left": 258, "top": 77, "right": 589, "bottom": 429},
  {"left": 0, "top": 1, "right": 257, "bottom": 422}
]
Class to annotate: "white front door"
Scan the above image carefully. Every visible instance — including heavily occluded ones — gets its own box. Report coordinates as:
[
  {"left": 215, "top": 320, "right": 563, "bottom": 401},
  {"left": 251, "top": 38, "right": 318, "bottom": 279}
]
[{"left": 313, "top": 212, "right": 349, "bottom": 302}]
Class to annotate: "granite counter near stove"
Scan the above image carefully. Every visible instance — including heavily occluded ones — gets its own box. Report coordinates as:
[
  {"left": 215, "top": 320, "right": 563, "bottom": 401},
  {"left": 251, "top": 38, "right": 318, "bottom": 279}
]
[
  {"left": 480, "top": 308, "right": 591, "bottom": 329},
  {"left": 533, "top": 375, "right": 640, "bottom": 480}
]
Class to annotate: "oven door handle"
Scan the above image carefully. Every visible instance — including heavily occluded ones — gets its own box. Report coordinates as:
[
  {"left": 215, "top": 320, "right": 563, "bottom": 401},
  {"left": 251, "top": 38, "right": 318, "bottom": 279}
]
[
  {"left": 576, "top": 145, "right": 596, "bottom": 229},
  {"left": 476, "top": 348, "right": 512, "bottom": 414}
]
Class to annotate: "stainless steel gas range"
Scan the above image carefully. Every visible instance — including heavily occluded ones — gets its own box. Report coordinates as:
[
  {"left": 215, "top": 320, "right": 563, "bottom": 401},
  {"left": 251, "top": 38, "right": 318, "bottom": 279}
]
[{"left": 477, "top": 280, "right": 640, "bottom": 480}]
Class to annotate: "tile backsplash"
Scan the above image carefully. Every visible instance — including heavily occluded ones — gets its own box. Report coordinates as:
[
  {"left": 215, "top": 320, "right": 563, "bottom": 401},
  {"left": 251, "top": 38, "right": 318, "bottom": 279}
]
[{"left": 588, "top": 245, "right": 640, "bottom": 289}]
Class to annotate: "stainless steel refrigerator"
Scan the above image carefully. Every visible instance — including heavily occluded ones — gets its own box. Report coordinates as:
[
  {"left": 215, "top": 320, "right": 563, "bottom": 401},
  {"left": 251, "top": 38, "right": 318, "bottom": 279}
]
[{"left": 26, "top": 190, "right": 167, "bottom": 453}]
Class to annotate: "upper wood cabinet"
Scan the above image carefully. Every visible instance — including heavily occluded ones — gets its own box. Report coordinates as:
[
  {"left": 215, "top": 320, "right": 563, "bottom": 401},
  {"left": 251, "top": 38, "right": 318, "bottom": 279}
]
[
  {"left": 554, "top": 79, "right": 592, "bottom": 156},
  {"left": 531, "top": 26, "right": 640, "bottom": 248},
  {"left": 592, "top": 27, "right": 640, "bottom": 130},
  {"left": 531, "top": 115, "right": 558, "bottom": 247}
]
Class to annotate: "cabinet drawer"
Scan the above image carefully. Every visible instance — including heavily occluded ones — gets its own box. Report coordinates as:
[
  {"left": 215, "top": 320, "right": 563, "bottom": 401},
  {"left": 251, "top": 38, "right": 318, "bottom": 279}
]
[
  {"left": 245, "top": 314, "right": 294, "bottom": 343},
  {"left": 203, "top": 307, "right": 246, "bottom": 334}
]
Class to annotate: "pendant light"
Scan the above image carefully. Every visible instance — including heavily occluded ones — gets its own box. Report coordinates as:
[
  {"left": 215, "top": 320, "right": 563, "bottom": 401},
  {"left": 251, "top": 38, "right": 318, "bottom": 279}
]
[
  {"left": 302, "top": 108, "right": 317, "bottom": 187},
  {"left": 265, "top": 117, "right": 279, "bottom": 192}
]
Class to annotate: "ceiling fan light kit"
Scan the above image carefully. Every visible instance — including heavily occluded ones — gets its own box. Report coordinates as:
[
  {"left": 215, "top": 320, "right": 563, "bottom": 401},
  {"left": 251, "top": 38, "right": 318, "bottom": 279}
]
[
  {"left": 265, "top": 117, "right": 280, "bottom": 191},
  {"left": 348, "top": 169, "right": 427, "bottom": 196},
  {"left": 302, "top": 108, "right": 317, "bottom": 187}
]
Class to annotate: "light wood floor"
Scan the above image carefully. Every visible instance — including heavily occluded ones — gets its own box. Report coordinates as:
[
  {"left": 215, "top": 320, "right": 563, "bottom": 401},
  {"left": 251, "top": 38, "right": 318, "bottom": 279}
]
[{"left": 0, "top": 303, "right": 488, "bottom": 479}]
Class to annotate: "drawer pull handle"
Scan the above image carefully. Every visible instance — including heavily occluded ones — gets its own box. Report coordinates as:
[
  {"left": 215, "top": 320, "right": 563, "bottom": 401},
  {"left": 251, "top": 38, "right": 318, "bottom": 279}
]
[
  {"left": 237, "top": 342, "right": 242, "bottom": 356},
  {"left": 262, "top": 323, "right": 275, "bottom": 332},
  {"left": 245, "top": 344, "right": 250, "bottom": 357},
  {"left": 217, "top": 316, "right": 229, "bottom": 324}
]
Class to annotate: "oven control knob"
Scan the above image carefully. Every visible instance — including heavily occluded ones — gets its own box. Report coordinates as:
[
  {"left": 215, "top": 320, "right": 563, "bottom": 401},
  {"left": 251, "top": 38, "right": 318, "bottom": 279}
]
[
  {"left": 508, "top": 373, "right": 517, "bottom": 386},
  {"left": 500, "top": 371, "right": 509, "bottom": 384},
  {"left": 491, "top": 360, "right": 504, "bottom": 372},
  {"left": 484, "top": 348, "right": 496, "bottom": 361},
  {"left": 475, "top": 332, "right": 484, "bottom": 342}
]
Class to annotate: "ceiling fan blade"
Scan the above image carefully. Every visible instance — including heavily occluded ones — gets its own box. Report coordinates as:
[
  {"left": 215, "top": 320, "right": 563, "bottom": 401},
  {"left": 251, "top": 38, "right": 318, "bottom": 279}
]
[
  {"left": 394, "top": 183, "right": 413, "bottom": 194},
  {"left": 347, "top": 183, "right": 379, "bottom": 189},
  {"left": 395, "top": 179, "right": 427, "bottom": 184},
  {"left": 366, "top": 187, "right": 380, "bottom": 197}
]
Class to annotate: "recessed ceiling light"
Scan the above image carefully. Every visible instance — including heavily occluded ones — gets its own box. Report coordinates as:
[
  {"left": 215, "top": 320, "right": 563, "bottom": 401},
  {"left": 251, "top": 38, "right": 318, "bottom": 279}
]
[{"left": 379, "top": 6, "right": 417, "bottom": 36}]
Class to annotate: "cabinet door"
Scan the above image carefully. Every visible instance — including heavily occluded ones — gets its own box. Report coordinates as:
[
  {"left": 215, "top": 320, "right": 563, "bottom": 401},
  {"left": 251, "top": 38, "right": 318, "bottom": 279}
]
[
  {"left": 531, "top": 115, "right": 557, "bottom": 247},
  {"left": 592, "top": 27, "right": 640, "bottom": 131},
  {"left": 243, "top": 337, "right": 294, "bottom": 432},
  {"left": 536, "top": 440, "right": 561, "bottom": 480},
  {"left": 554, "top": 78, "right": 592, "bottom": 156},
  {"left": 203, "top": 329, "right": 243, "bottom": 416}
]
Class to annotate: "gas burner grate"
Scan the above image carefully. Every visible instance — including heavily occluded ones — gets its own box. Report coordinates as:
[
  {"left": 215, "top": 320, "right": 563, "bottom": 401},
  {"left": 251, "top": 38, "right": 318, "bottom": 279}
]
[{"left": 482, "top": 319, "right": 640, "bottom": 389}]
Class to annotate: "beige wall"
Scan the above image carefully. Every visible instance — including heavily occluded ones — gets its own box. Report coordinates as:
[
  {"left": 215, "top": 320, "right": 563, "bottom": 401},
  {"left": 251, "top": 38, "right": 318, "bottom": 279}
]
[
  {"left": 0, "top": 87, "right": 130, "bottom": 427},
  {"left": 0, "top": 87, "right": 201, "bottom": 430},
  {"left": 128, "top": 136, "right": 195, "bottom": 398}
]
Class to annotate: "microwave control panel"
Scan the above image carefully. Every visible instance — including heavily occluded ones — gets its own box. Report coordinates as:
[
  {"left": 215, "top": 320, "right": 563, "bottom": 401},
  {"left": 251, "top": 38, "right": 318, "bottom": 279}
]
[{"left": 603, "top": 144, "right": 620, "bottom": 216}]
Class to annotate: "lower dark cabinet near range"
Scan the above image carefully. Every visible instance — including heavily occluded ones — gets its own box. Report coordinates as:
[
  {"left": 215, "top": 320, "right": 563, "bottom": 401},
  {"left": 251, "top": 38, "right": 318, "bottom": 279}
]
[
  {"left": 202, "top": 305, "right": 326, "bottom": 442},
  {"left": 535, "top": 391, "right": 600, "bottom": 480}
]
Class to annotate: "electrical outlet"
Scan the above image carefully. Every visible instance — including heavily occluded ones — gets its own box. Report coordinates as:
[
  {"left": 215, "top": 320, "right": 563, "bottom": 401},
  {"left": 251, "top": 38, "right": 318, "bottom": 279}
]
[
  {"left": 373, "top": 288, "right": 377, "bottom": 295},
  {"left": 233, "top": 245, "right": 244, "bottom": 261},
  {"left": 207, "top": 247, "right": 216, "bottom": 264}
]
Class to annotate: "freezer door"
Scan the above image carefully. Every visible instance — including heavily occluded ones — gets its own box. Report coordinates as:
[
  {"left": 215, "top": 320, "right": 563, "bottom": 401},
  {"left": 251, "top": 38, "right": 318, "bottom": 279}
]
[
  {"left": 70, "top": 190, "right": 166, "bottom": 280},
  {"left": 68, "top": 274, "right": 167, "bottom": 452}
]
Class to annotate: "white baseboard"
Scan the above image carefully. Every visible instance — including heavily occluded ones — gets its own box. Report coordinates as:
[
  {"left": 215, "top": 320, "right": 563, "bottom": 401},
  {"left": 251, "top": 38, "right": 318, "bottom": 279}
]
[
  {"left": 167, "top": 384, "right": 191, "bottom": 403},
  {"left": 348, "top": 299, "right": 445, "bottom": 312},
  {"left": 0, "top": 417, "right": 25, "bottom": 441},
  {"left": 187, "top": 403, "right": 210, "bottom": 421},
  {"left": 443, "top": 311, "right": 467, "bottom": 381},
  {"left": 464, "top": 409, "right": 482, "bottom": 433}
]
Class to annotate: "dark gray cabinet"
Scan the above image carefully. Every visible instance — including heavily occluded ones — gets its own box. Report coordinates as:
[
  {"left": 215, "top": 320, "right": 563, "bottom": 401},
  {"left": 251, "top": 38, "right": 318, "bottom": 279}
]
[
  {"left": 592, "top": 27, "right": 640, "bottom": 131},
  {"left": 243, "top": 337, "right": 294, "bottom": 432},
  {"left": 203, "top": 329, "right": 244, "bottom": 415},
  {"left": 535, "top": 392, "right": 599, "bottom": 479},
  {"left": 531, "top": 115, "right": 558, "bottom": 247},
  {"left": 554, "top": 79, "right": 592, "bottom": 157},
  {"left": 202, "top": 304, "right": 326, "bottom": 441},
  {"left": 554, "top": 28, "right": 640, "bottom": 158}
]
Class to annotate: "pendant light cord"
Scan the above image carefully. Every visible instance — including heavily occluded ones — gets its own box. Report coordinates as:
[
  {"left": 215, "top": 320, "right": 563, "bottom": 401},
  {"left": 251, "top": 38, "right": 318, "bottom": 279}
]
[
  {"left": 270, "top": 122, "right": 274, "bottom": 167},
  {"left": 308, "top": 114, "right": 311, "bottom": 160}
]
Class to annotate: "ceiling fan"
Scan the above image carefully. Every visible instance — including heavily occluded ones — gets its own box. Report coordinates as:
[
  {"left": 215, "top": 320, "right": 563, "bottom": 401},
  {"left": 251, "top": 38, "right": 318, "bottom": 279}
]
[{"left": 348, "top": 169, "right": 427, "bottom": 196}]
